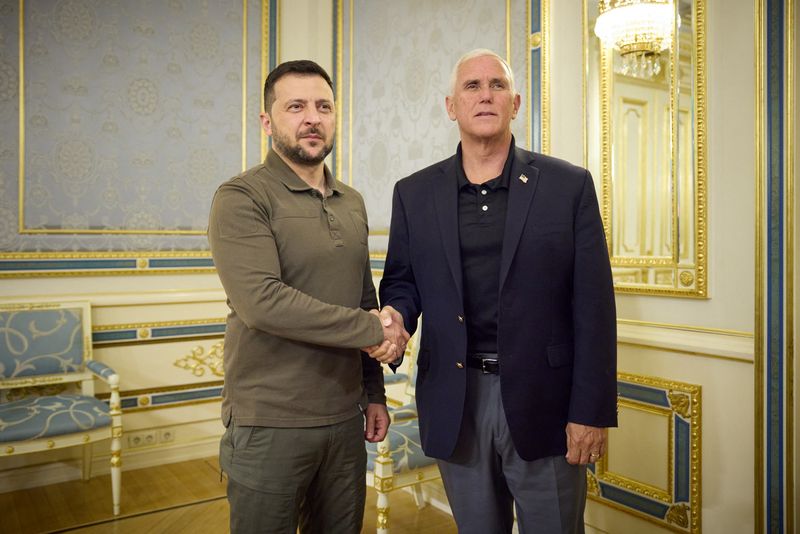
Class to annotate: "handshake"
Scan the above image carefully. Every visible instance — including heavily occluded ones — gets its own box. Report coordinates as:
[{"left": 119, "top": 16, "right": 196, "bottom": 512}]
[{"left": 362, "top": 305, "right": 410, "bottom": 364}]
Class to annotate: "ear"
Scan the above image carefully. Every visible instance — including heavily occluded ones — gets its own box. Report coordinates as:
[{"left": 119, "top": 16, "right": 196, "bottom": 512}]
[
  {"left": 260, "top": 112, "right": 272, "bottom": 135},
  {"left": 511, "top": 93, "right": 521, "bottom": 120},
  {"left": 445, "top": 96, "right": 456, "bottom": 121}
]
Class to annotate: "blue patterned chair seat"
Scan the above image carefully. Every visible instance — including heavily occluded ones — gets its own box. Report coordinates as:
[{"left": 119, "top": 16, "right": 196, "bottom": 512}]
[
  {"left": 0, "top": 302, "right": 123, "bottom": 515},
  {"left": 0, "top": 394, "right": 111, "bottom": 442},
  {"left": 366, "top": 415, "right": 436, "bottom": 472}
]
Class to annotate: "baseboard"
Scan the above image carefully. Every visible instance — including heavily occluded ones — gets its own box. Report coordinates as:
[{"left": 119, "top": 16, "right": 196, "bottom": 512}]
[{"left": 0, "top": 437, "right": 220, "bottom": 493}]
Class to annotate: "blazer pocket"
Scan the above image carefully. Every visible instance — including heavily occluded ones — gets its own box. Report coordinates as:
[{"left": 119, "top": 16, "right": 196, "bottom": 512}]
[{"left": 546, "top": 343, "right": 574, "bottom": 368}]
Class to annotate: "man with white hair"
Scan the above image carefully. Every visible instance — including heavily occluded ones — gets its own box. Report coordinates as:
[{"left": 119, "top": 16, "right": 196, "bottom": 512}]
[{"left": 378, "top": 49, "right": 617, "bottom": 533}]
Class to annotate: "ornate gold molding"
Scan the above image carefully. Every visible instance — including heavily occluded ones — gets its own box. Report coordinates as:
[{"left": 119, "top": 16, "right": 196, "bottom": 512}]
[
  {"left": 585, "top": 0, "right": 707, "bottom": 297},
  {"left": 589, "top": 372, "right": 702, "bottom": 533},
  {"left": 174, "top": 341, "right": 225, "bottom": 377}
]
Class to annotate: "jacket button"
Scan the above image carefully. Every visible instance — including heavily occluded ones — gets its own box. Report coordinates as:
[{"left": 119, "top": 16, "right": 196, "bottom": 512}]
[
  {"left": 457, "top": 315, "right": 464, "bottom": 323},
  {"left": 456, "top": 362, "right": 464, "bottom": 369}
]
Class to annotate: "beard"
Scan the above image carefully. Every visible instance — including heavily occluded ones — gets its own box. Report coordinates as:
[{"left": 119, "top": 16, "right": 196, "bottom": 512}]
[{"left": 272, "top": 127, "right": 333, "bottom": 166}]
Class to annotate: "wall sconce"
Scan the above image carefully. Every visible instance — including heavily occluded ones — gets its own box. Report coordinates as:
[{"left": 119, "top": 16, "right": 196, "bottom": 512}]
[{"left": 594, "top": 0, "right": 677, "bottom": 78}]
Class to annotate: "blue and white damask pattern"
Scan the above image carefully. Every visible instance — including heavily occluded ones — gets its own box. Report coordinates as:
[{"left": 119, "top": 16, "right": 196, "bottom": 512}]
[
  {"left": 0, "top": 393, "right": 110, "bottom": 441},
  {"left": 0, "top": 307, "right": 85, "bottom": 378},
  {"left": 336, "top": 0, "right": 532, "bottom": 237},
  {"left": 0, "top": 0, "right": 271, "bottom": 260}
]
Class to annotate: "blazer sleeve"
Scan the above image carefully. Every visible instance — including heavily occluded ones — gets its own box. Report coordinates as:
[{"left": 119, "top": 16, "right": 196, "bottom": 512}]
[
  {"left": 568, "top": 170, "right": 618, "bottom": 427},
  {"left": 379, "top": 182, "right": 422, "bottom": 336}
]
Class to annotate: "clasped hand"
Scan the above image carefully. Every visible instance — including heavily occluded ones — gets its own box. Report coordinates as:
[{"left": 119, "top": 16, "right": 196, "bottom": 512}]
[{"left": 362, "top": 305, "right": 409, "bottom": 364}]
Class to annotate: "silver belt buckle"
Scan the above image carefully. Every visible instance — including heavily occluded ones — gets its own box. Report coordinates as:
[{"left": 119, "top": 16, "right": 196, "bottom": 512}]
[{"left": 481, "top": 358, "right": 498, "bottom": 374}]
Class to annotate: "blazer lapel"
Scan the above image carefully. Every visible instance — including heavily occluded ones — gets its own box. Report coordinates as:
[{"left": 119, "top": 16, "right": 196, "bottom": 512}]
[
  {"left": 433, "top": 157, "right": 464, "bottom": 300},
  {"left": 499, "top": 148, "right": 540, "bottom": 290}
]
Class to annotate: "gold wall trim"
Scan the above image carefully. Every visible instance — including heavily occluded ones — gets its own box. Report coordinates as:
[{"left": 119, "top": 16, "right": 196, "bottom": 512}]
[
  {"left": 17, "top": 0, "right": 24, "bottom": 234},
  {"left": 526, "top": 0, "right": 531, "bottom": 149},
  {"left": 335, "top": 0, "right": 343, "bottom": 182},
  {"left": 348, "top": 0, "right": 353, "bottom": 187},
  {"left": 694, "top": 0, "right": 709, "bottom": 297},
  {"left": 93, "top": 318, "right": 227, "bottom": 332},
  {"left": 617, "top": 319, "right": 753, "bottom": 338},
  {"left": 260, "top": 0, "right": 271, "bottom": 161},
  {"left": 506, "top": 0, "right": 512, "bottom": 64},
  {"left": 174, "top": 341, "right": 224, "bottom": 378},
  {"left": 589, "top": 372, "right": 702, "bottom": 533},
  {"left": 754, "top": 0, "right": 765, "bottom": 527},
  {"left": 540, "top": 0, "right": 550, "bottom": 154},
  {"left": 98, "top": 380, "right": 223, "bottom": 413},
  {"left": 20, "top": 229, "right": 207, "bottom": 236},
  {"left": 586, "top": 0, "right": 707, "bottom": 297},
  {"left": 112, "top": 381, "right": 223, "bottom": 399},
  {"left": 241, "top": 0, "right": 248, "bottom": 172},
  {"left": 121, "top": 397, "right": 220, "bottom": 413},
  {"left": 15, "top": 0, "right": 258, "bottom": 236}
]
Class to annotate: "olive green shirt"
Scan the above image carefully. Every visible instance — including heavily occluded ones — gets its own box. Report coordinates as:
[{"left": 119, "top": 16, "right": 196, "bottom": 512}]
[{"left": 208, "top": 149, "right": 385, "bottom": 428}]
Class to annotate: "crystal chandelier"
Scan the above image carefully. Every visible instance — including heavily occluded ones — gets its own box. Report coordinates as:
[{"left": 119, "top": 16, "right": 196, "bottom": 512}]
[{"left": 594, "top": 0, "right": 677, "bottom": 78}]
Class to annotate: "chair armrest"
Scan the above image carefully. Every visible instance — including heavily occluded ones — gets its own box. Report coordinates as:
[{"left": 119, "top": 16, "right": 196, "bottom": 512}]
[{"left": 86, "top": 360, "right": 119, "bottom": 388}]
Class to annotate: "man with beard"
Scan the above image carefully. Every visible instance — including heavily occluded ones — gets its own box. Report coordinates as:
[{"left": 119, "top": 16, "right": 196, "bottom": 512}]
[{"left": 208, "top": 60, "right": 408, "bottom": 534}]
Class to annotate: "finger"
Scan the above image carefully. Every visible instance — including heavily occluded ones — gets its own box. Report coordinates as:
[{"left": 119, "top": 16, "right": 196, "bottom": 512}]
[
  {"left": 369, "top": 340, "right": 392, "bottom": 359},
  {"left": 379, "top": 345, "right": 398, "bottom": 363},
  {"left": 565, "top": 449, "right": 580, "bottom": 465},
  {"left": 379, "top": 309, "right": 393, "bottom": 327},
  {"left": 373, "top": 423, "right": 388, "bottom": 441},
  {"left": 365, "top": 413, "right": 375, "bottom": 440}
]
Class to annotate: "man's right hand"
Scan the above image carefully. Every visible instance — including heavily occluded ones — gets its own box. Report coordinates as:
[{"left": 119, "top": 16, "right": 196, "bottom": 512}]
[{"left": 362, "top": 306, "right": 409, "bottom": 363}]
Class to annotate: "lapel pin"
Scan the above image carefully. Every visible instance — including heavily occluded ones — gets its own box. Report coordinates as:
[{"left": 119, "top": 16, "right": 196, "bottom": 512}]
[{"left": 518, "top": 174, "right": 528, "bottom": 184}]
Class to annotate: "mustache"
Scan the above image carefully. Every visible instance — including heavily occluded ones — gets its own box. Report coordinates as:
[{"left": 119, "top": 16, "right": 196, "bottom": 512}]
[{"left": 299, "top": 127, "right": 323, "bottom": 138}]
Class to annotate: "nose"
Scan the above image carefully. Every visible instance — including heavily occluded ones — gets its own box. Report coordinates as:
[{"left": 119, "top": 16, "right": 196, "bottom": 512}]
[
  {"left": 478, "top": 85, "right": 493, "bottom": 102},
  {"left": 303, "top": 107, "right": 322, "bottom": 125}
]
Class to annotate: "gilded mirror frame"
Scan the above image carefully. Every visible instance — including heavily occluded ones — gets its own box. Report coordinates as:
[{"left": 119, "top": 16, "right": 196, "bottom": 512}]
[{"left": 583, "top": 0, "right": 707, "bottom": 297}]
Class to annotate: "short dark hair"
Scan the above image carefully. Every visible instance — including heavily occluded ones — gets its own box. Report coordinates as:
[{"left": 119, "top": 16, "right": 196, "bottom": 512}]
[{"left": 263, "top": 60, "right": 334, "bottom": 113}]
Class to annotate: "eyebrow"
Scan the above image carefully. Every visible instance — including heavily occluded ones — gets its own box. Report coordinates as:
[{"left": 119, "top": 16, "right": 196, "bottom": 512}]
[
  {"left": 462, "top": 77, "right": 507, "bottom": 87},
  {"left": 285, "top": 98, "right": 333, "bottom": 105}
]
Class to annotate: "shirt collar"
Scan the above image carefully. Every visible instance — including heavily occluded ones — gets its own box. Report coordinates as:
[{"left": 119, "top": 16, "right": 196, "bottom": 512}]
[
  {"left": 455, "top": 136, "right": 516, "bottom": 192},
  {"left": 266, "top": 149, "right": 342, "bottom": 197}
]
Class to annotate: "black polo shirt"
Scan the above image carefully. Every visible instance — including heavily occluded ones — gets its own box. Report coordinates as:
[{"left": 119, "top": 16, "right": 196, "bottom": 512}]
[{"left": 456, "top": 141, "right": 515, "bottom": 355}]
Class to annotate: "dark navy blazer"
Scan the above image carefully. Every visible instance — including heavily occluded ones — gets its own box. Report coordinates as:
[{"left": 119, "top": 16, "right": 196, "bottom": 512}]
[{"left": 379, "top": 146, "right": 618, "bottom": 462}]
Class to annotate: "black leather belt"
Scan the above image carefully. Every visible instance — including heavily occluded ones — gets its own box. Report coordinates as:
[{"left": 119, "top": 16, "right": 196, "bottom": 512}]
[{"left": 467, "top": 353, "right": 499, "bottom": 374}]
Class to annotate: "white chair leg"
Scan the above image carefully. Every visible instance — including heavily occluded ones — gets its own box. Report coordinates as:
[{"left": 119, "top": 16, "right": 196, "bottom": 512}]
[
  {"left": 110, "top": 433, "right": 122, "bottom": 515},
  {"left": 411, "top": 482, "right": 427, "bottom": 509},
  {"left": 82, "top": 443, "right": 93, "bottom": 481},
  {"left": 376, "top": 489, "right": 390, "bottom": 534}
]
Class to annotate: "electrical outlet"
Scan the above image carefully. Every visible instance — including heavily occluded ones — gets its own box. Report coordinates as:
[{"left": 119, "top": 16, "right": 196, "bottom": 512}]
[
  {"left": 158, "top": 429, "right": 175, "bottom": 443},
  {"left": 127, "top": 430, "right": 157, "bottom": 448}
]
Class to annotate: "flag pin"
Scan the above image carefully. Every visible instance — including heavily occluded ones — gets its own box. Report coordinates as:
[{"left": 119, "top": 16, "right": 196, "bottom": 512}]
[{"left": 519, "top": 174, "right": 528, "bottom": 184}]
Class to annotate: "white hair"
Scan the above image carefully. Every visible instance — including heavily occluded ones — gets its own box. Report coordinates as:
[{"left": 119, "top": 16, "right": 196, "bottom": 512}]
[{"left": 448, "top": 48, "right": 517, "bottom": 96}]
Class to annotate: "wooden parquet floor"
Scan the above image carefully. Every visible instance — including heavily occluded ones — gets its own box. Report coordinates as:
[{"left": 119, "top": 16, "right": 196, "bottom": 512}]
[{"left": 0, "top": 457, "right": 457, "bottom": 533}]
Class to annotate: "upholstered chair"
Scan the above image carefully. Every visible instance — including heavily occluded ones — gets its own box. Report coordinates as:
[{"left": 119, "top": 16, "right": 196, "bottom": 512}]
[
  {"left": 0, "top": 302, "right": 122, "bottom": 515},
  {"left": 366, "top": 329, "right": 441, "bottom": 534}
]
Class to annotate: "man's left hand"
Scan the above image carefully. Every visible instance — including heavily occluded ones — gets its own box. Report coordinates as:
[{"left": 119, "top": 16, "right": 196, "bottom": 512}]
[
  {"left": 365, "top": 403, "right": 390, "bottom": 443},
  {"left": 565, "top": 422, "right": 607, "bottom": 465}
]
